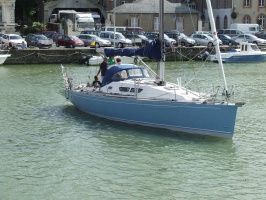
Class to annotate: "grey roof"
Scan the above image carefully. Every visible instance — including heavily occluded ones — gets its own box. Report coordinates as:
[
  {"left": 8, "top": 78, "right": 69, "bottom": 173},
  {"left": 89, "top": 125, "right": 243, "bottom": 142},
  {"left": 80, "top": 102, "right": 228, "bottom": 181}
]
[{"left": 110, "top": 0, "right": 199, "bottom": 14}]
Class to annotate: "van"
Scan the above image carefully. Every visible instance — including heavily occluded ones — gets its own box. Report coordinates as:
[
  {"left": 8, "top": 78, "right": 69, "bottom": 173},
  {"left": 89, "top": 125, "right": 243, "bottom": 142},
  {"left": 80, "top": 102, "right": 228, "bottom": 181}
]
[
  {"left": 101, "top": 26, "right": 126, "bottom": 33},
  {"left": 99, "top": 31, "right": 132, "bottom": 48},
  {"left": 229, "top": 23, "right": 261, "bottom": 34},
  {"left": 217, "top": 29, "right": 244, "bottom": 37}
]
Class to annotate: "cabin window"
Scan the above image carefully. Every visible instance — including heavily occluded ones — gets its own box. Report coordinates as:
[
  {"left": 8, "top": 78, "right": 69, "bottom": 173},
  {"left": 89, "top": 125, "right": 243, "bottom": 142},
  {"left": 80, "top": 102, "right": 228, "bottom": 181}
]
[
  {"left": 130, "top": 88, "right": 143, "bottom": 93},
  {"left": 259, "top": 0, "right": 265, "bottom": 7},
  {"left": 127, "top": 68, "right": 143, "bottom": 77},
  {"left": 244, "top": 0, "right": 251, "bottom": 7},
  {"left": 119, "top": 87, "right": 130, "bottom": 92},
  {"left": 111, "top": 70, "right": 128, "bottom": 81}
]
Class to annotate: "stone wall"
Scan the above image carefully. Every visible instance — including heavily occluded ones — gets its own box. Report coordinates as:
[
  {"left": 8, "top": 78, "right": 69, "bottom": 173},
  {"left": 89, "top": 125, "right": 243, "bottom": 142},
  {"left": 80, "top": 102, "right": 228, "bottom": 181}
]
[
  {"left": 4, "top": 48, "right": 96, "bottom": 65},
  {"left": 3, "top": 46, "right": 233, "bottom": 65}
]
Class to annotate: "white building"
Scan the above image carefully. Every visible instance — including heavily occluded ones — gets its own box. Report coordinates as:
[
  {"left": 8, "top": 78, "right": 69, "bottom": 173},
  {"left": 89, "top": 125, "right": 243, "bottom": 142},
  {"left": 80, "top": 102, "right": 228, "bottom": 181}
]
[{"left": 0, "top": 0, "right": 16, "bottom": 33}]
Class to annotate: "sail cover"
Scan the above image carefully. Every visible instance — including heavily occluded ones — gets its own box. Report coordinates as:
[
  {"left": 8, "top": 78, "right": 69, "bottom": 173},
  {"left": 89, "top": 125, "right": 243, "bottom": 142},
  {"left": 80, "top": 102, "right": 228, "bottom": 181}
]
[{"left": 104, "top": 40, "right": 162, "bottom": 61}]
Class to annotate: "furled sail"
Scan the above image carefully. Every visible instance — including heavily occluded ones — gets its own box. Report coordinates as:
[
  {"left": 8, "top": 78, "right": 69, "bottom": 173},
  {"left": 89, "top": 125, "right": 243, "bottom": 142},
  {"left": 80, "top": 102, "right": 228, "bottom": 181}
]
[{"left": 104, "top": 40, "right": 162, "bottom": 61}]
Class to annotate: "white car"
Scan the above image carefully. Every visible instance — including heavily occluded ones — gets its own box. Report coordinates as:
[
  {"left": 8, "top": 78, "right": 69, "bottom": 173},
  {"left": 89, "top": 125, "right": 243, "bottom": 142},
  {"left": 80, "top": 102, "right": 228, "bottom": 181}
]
[
  {"left": 76, "top": 34, "right": 111, "bottom": 48},
  {"left": 99, "top": 31, "right": 132, "bottom": 48},
  {"left": 2, "top": 34, "right": 27, "bottom": 47},
  {"left": 232, "top": 34, "right": 266, "bottom": 46},
  {"left": 190, "top": 33, "right": 222, "bottom": 46}
]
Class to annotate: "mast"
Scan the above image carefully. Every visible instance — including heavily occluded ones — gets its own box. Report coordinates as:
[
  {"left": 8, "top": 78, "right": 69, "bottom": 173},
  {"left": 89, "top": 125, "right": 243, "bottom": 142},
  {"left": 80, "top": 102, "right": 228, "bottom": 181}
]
[
  {"left": 205, "top": 0, "right": 229, "bottom": 96},
  {"left": 156, "top": 0, "right": 165, "bottom": 85},
  {"left": 113, "top": 0, "right": 116, "bottom": 47}
]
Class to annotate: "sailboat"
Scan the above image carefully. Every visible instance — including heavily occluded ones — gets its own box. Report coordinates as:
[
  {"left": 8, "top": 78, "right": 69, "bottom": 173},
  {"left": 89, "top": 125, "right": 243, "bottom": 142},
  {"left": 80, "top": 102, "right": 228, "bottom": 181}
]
[{"left": 62, "top": 0, "right": 244, "bottom": 138}]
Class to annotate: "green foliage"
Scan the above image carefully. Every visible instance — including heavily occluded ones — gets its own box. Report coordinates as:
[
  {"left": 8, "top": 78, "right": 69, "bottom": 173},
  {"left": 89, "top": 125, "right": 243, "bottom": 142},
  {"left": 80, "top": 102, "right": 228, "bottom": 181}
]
[
  {"left": 23, "top": 22, "right": 47, "bottom": 35},
  {"left": 231, "top": 12, "right": 237, "bottom": 19}
]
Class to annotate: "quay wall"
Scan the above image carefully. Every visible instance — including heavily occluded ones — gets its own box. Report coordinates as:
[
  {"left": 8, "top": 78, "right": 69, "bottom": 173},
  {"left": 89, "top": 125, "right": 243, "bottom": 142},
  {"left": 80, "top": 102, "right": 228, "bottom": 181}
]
[{"left": 3, "top": 46, "right": 233, "bottom": 65}]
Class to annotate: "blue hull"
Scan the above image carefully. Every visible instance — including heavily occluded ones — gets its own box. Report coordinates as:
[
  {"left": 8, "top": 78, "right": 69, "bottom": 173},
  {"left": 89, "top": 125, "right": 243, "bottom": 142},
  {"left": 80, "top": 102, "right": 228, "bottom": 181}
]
[
  {"left": 224, "top": 54, "right": 266, "bottom": 63},
  {"left": 65, "top": 90, "right": 240, "bottom": 138}
]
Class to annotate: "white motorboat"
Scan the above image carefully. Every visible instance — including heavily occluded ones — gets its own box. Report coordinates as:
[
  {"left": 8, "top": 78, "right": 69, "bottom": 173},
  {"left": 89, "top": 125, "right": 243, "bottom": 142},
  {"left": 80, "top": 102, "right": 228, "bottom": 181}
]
[{"left": 209, "top": 42, "right": 266, "bottom": 63}]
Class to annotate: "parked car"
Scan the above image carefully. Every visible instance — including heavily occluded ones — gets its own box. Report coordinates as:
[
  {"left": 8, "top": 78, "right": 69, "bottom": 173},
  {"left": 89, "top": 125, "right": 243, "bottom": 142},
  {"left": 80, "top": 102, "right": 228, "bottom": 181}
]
[
  {"left": 1, "top": 34, "right": 27, "bottom": 48},
  {"left": 255, "top": 31, "right": 266, "bottom": 38},
  {"left": 144, "top": 32, "right": 176, "bottom": 46},
  {"left": 76, "top": 34, "right": 111, "bottom": 47},
  {"left": 190, "top": 31, "right": 211, "bottom": 36},
  {"left": 144, "top": 32, "right": 159, "bottom": 40},
  {"left": 217, "top": 34, "right": 239, "bottom": 46},
  {"left": 233, "top": 34, "right": 266, "bottom": 46},
  {"left": 42, "top": 31, "right": 61, "bottom": 42},
  {"left": 125, "top": 34, "right": 151, "bottom": 46},
  {"left": 0, "top": 32, "right": 4, "bottom": 42},
  {"left": 55, "top": 35, "right": 84, "bottom": 48},
  {"left": 217, "top": 29, "right": 244, "bottom": 38},
  {"left": 190, "top": 33, "right": 222, "bottom": 46},
  {"left": 165, "top": 30, "right": 195, "bottom": 46},
  {"left": 124, "top": 27, "right": 145, "bottom": 35},
  {"left": 25, "top": 34, "right": 52, "bottom": 49},
  {"left": 99, "top": 31, "right": 132, "bottom": 48},
  {"left": 80, "top": 29, "right": 100, "bottom": 36}
]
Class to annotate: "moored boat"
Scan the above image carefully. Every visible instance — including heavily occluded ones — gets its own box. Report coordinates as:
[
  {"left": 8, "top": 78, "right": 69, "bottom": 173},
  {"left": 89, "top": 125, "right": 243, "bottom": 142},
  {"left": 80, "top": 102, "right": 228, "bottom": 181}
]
[
  {"left": 61, "top": 0, "right": 244, "bottom": 138},
  {"left": 209, "top": 42, "right": 266, "bottom": 63}
]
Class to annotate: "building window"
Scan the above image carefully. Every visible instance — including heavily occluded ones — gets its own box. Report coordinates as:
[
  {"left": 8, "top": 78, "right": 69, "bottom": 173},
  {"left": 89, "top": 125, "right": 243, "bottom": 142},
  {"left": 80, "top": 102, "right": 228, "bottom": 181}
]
[
  {"left": 216, "top": 16, "right": 220, "bottom": 30},
  {"left": 224, "top": 0, "right": 228, "bottom": 8},
  {"left": 0, "top": 6, "right": 2, "bottom": 23},
  {"left": 258, "top": 14, "right": 265, "bottom": 28},
  {"left": 259, "top": 0, "right": 265, "bottom": 7},
  {"left": 243, "top": 15, "right": 250, "bottom": 23},
  {"left": 154, "top": 17, "right": 159, "bottom": 31},
  {"left": 185, "top": 0, "right": 196, "bottom": 10},
  {"left": 131, "top": 17, "right": 138, "bottom": 27},
  {"left": 224, "top": 16, "right": 228, "bottom": 29},
  {"left": 244, "top": 0, "right": 251, "bottom": 7}
]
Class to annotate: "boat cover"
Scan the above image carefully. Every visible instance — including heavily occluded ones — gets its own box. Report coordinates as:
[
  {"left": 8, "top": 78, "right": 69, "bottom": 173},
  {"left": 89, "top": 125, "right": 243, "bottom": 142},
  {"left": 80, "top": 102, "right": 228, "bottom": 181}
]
[{"left": 104, "top": 40, "right": 161, "bottom": 61}]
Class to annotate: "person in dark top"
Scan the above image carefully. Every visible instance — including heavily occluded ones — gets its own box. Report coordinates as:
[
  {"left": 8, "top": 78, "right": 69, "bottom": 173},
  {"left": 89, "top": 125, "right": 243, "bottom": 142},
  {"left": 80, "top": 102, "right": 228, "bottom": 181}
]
[
  {"left": 96, "top": 57, "right": 108, "bottom": 81},
  {"left": 92, "top": 76, "right": 101, "bottom": 87}
]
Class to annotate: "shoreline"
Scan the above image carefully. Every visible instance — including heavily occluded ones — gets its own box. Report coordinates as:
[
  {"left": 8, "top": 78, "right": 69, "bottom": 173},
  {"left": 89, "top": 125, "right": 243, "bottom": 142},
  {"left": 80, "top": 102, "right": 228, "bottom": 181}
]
[{"left": 2, "top": 45, "right": 237, "bottom": 65}]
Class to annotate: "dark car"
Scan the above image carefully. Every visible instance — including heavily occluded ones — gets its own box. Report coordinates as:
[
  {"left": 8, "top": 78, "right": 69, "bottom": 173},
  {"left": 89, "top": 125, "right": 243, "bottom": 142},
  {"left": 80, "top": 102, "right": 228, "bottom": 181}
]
[
  {"left": 218, "top": 34, "right": 239, "bottom": 46},
  {"left": 144, "top": 32, "right": 159, "bottom": 40},
  {"left": 124, "top": 27, "right": 145, "bottom": 35},
  {"left": 125, "top": 34, "right": 150, "bottom": 47},
  {"left": 55, "top": 35, "right": 84, "bottom": 48},
  {"left": 25, "top": 34, "right": 52, "bottom": 48},
  {"left": 43, "top": 31, "right": 61, "bottom": 42}
]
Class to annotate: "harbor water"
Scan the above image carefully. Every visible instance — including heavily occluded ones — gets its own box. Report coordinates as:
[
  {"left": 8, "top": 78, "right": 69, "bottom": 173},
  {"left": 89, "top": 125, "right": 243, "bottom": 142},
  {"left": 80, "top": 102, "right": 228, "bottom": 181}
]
[{"left": 0, "top": 61, "right": 266, "bottom": 199}]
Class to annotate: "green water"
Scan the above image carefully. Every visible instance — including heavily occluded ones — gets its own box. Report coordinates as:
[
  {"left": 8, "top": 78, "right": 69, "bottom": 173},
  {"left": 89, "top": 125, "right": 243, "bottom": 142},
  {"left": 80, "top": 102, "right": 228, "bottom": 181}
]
[{"left": 0, "top": 62, "right": 265, "bottom": 199}]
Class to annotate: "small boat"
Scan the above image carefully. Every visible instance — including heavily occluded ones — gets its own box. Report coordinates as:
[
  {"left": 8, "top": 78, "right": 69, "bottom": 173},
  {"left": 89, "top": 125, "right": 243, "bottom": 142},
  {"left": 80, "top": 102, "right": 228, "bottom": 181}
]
[
  {"left": 62, "top": 0, "right": 244, "bottom": 138},
  {"left": 0, "top": 51, "right": 11, "bottom": 65},
  {"left": 209, "top": 42, "right": 266, "bottom": 63},
  {"left": 79, "top": 55, "right": 136, "bottom": 66}
]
